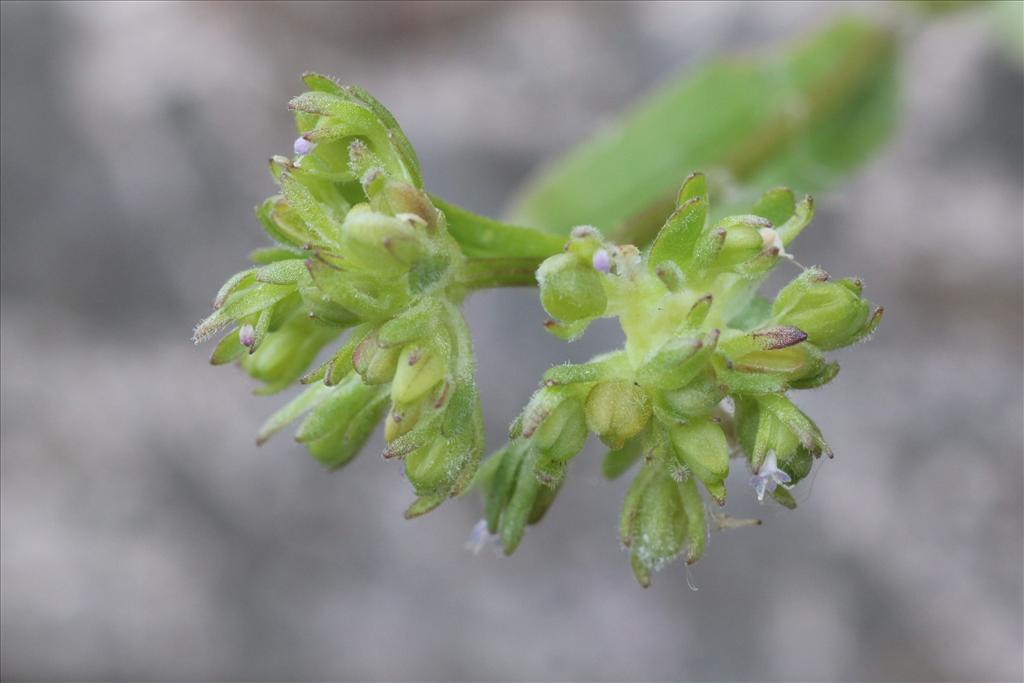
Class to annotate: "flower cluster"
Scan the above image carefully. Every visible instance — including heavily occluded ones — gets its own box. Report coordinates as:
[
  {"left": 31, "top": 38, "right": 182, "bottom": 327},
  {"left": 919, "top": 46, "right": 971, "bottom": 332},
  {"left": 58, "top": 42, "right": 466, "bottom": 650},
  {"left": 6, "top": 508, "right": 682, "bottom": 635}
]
[
  {"left": 479, "top": 172, "right": 881, "bottom": 585},
  {"left": 193, "top": 74, "right": 484, "bottom": 517},
  {"left": 194, "top": 77, "right": 882, "bottom": 587}
]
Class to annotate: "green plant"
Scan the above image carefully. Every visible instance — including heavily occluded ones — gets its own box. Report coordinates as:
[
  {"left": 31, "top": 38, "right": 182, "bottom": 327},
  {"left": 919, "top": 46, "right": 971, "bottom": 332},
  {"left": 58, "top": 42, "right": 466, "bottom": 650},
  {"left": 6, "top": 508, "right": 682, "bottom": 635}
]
[{"left": 194, "top": 18, "right": 891, "bottom": 586}]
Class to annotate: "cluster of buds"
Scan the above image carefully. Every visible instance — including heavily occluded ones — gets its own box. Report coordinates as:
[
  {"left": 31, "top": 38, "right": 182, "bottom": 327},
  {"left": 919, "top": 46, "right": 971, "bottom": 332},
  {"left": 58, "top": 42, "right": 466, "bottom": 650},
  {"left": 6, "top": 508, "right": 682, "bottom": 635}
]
[
  {"left": 479, "top": 172, "right": 881, "bottom": 586},
  {"left": 193, "top": 74, "right": 484, "bottom": 517},
  {"left": 195, "top": 77, "right": 883, "bottom": 587}
]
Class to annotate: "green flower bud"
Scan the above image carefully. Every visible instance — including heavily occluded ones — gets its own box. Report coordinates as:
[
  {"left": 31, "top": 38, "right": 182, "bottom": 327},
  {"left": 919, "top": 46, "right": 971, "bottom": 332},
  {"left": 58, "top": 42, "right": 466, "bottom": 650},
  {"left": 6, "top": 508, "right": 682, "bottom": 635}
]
[
  {"left": 668, "top": 418, "right": 729, "bottom": 504},
  {"left": 716, "top": 326, "right": 826, "bottom": 392},
  {"left": 712, "top": 215, "right": 772, "bottom": 268},
  {"left": 482, "top": 443, "right": 563, "bottom": 555},
  {"left": 341, "top": 204, "right": 430, "bottom": 273},
  {"left": 636, "top": 328, "right": 719, "bottom": 390},
  {"left": 402, "top": 404, "right": 482, "bottom": 517},
  {"left": 352, "top": 330, "right": 402, "bottom": 384},
  {"left": 391, "top": 345, "right": 446, "bottom": 404},
  {"left": 773, "top": 268, "right": 872, "bottom": 350},
  {"left": 620, "top": 464, "right": 688, "bottom": 587},
  {"left": 537, "top": 252, "right": 608, "bottom": 321},
  {"left": 370, "top": 178, "right": 442, "bottom": 231},
  {"left": 654, "top": 260, "right": 685, "bottom": 291},
  {"left": 656, "top": 371, "right": 726, "bottom": 420},
  {"left": 384, "top": 398, "right": 425, "bottom": 442},
  {"left": 585, "top": 380, "right": 652, "bottom": 449},
  {"left": 735, "top": 393, "right": 830, "bottom": 474},
  {"left": 532, "top": 396, "right": 588, "bottom": 485},
  {"left": 404, "top": 438, "right": 451, "bottom": 495},
  {"left": 240, "top": 311, "right": 341, "bottom": 394}
]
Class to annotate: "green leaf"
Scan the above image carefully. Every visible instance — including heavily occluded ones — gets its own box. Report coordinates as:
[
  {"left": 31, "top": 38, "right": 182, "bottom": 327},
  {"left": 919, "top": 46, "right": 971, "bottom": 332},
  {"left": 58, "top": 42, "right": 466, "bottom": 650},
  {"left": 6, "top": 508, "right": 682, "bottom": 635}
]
[{"left": 508, "top": 19, "right": 897, "bottom": 240}]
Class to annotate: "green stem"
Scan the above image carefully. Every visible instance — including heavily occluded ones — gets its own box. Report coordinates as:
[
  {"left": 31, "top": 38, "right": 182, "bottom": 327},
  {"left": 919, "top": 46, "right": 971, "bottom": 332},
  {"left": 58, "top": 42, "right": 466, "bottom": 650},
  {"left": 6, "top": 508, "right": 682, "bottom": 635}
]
[
  {"left": 456, "top": 256, "right": 544, "bottom": 290},
  {"left": 431, "top": 194, "right": 566, "bottom": 260}
]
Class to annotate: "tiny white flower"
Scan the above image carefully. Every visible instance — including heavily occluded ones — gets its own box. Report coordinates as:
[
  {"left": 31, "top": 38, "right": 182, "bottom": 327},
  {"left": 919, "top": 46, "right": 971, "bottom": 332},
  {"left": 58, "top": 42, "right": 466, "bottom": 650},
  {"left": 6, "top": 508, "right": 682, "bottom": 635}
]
[
  {"left": 465, "top": 518, "right": 502, "bottom": 556},
  {"left": 750, "top": 450, "right": 791, "bottom": 502},
  {"left": 293, "top": 136, "right": 316, "bottom": 156},
  {"left": 759, "top": 227, "right": 790, "bottom": 259},
  {"left": 238, "top": 323, "right": 256, "bottom": 348},
  {"left": 592, "top": 248, "right": 611, "bottom": 273}
]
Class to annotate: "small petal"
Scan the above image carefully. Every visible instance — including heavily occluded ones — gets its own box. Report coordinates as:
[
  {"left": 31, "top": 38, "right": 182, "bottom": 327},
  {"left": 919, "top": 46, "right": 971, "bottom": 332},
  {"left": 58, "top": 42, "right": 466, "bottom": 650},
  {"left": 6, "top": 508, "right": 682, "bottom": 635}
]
[
  {"left": 465, "top": 518, "right": 502, "bottom": 556},
  {"left": 750, "top": 451, "right": 791, "bottom": 502},
  {"left": 293, "top": 136, "right": 316, "bottom": 156},
  {"left": 238, "top": 324, "right": 256, "bottom": 348},
  {"left": 592, "top": 249, "right": 611, "bottom": 273}
]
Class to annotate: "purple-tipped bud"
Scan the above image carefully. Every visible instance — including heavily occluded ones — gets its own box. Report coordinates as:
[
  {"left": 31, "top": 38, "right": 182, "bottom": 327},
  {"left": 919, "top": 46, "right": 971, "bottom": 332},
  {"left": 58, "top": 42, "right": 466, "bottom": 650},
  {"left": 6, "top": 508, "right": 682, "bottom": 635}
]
[
  {"left": 293, "top": 136, "right": 316, "bottom": 156},
  {"left": 239, "top": 324, "right": 256, "bottom": 348},
  {"left": 592, "top": 249, "right": 611, "bottom": 273}
]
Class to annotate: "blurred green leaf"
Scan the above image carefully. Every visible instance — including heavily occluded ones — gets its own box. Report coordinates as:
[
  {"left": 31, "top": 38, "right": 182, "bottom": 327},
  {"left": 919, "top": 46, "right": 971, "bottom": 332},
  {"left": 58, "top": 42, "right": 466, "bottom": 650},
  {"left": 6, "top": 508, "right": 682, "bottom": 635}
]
[{"left": 508, "top": 19, "right": 898, "bottom": 240}]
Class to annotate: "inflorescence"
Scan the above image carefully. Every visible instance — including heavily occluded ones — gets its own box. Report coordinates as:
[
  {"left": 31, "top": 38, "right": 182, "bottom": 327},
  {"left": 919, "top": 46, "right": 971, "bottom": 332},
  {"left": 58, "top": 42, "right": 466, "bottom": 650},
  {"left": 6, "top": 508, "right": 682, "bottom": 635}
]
[{"left": 194, "top": 74, "right": 881, "bottom": 586}]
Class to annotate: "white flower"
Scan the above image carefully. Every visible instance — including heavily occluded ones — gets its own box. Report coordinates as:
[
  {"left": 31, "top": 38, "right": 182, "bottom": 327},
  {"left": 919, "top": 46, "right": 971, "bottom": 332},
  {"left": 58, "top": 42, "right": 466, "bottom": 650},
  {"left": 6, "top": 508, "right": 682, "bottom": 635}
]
[
  {"left": 464, "top": 518, "right": 502, "bottom": 556},
  {"left": 759, "top": 227, "right": 786, "bottom": 255},
  {"left": 238, "top": 323, "right": 256, "bottom": 348},
  {"left": 750, "top": 451, "right": 791, "bottom": 502},
  {"left": 293, "top": 136, "right": 316, "bottom": 156}
]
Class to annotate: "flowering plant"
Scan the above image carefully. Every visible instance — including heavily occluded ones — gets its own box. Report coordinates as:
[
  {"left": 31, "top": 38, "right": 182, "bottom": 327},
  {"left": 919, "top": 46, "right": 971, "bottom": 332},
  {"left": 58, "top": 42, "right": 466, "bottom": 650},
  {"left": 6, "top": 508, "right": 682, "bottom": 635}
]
[{"left": 195, "top": 18, "right": 892, "bottom": 586}]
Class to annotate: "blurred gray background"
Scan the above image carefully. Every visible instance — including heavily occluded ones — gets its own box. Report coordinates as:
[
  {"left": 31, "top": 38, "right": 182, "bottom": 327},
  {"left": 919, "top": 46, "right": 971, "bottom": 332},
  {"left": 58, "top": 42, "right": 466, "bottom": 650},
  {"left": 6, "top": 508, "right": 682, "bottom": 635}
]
[{"left": 2, "top": 2, "right": 1022, "bottom": 681}]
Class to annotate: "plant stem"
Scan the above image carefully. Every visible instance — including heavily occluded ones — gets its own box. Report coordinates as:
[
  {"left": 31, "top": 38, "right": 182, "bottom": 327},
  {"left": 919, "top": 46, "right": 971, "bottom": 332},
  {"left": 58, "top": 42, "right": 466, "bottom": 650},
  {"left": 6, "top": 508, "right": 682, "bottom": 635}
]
[
  {"left": 431, "top": 194, "right": 566, "bottom": 260},
  {"left": 456, "top": 256, "right": 544, "bottom": 290}
]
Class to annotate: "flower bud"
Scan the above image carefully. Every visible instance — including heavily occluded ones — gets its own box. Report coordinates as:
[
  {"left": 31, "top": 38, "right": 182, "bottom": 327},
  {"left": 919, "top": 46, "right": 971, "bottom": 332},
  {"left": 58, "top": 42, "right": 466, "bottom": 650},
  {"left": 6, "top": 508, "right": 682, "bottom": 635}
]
[
  {"left": 654, "top": 260, "right": 684, "bottom": 291},
  {"left": 713, "top": 216, "right": 771, "bottom": 268},
  {"left": 293, "top": 136, "right": 316, "bottom": 156},
  {"left": 734, "top": 393, "right": 830, "bottom": 473},
  {"left": 669, "top": 418, "right": 729, "bottom": 504},
  {"left": 384, "top": 398, "right": 425, "bottom": 442},
  {"left": 238, "top": 324, "right": 256, "bottom": 348},
  {"left": 240, "top": 312, "right": 340, "bottom": 394},
  {"left": 717, "top": 327, "right": 826, "bottom": 390},
  {"left": 532, "top": 396, "right": 588, "bottom": 485},
  {"left": 657, "top": 371, "right": 726, "bottom": 419},
  {"left": 537, "top": 253, "right": 608, "bottom": 322},
  {"left": 404, "top": 438, "right": 451, "bottom": 495},
  {"left": 352, "top": 330, "right": 402, "bottom": 384},
  {"left": 636, "top": 329, "right": 718, "bottom": 390},
  {"left": 484, "top": 443, "right": 563, "bottom": 555},
  {"left": 772, "top": 269, "right": 871, "bottom": 350},
  {"left": 373, "top": 180, "right": 442, "bottom": 231},
  {"left": 341, "top": 204, "right": 429, "bottom": 272},
  {"left": 619, "top": 465, "right": 687, "bottom": 587},
  {"left": 391, "top": 345, "right": 446, "bottom": 404},
  {"left": 585, "top": 380, "right": 652, "bottom": 449}
]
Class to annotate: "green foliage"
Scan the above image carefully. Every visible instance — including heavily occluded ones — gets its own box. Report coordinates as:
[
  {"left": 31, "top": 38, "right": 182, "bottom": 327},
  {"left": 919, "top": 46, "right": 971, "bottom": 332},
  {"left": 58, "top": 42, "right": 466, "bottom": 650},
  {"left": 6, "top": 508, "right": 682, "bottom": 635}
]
[{"left": 508, "top": 19, "right": 897, "bottom": 241}]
